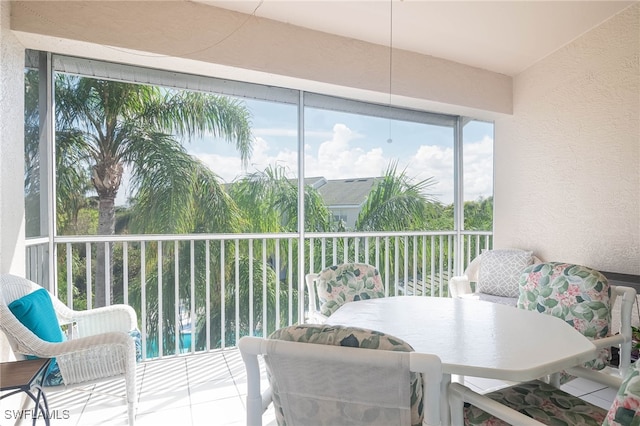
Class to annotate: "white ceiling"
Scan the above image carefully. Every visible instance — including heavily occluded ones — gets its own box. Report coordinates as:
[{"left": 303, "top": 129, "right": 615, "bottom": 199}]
[{"left": 204, "top": 0, "right": 635, "bottom": 76}]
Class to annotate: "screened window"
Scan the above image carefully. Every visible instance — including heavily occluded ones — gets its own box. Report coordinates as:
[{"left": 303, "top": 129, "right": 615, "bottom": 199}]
[{"left": 24, "top": 50, "right": 493, "bottom": 239}]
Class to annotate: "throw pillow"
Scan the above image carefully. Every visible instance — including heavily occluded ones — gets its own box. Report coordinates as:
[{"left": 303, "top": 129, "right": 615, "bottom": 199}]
[
  {"left": 8, "top": 288, "right": 64, "bottom": 383},
  {"left": 477, "top": 249, "right": 533, "bottom": 297}
]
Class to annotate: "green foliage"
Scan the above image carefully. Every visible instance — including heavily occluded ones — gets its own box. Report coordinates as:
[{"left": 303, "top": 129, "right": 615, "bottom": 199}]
[
  {"left": 56, "top": 244, "right": 88, "bottom": 311},
  {"left": 424, "top": 203, "right": 454, "bottom": 230},
  {"left": 356, "top": 161, "right": 438, "bottom": 231},
  {"left": 229, "top": 165, "right": 331, "bottom": 233},
  {"left": 52, "top": 74, "right": 255, "bottom": 308},
  {"left": 464, "top": 196, "right": 493, "bottom": 231},
  {"left": 24, "top": 69, "right": 42, "bottom": 238}
]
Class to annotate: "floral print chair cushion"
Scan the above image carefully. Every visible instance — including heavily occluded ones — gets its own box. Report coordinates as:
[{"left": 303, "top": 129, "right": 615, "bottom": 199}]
[
  {"left": 517, "top": 262, "right": 611, "bottom": 373},
  {"left": 315, "top": 263, "right": 385, "bottom": 317},
  {"left": 268, "top": 324, "right": 423, "bottom": 426},
  {"left": 603, "top": 359, "right": 640, "bottom": 426},
  {"left": 463, "top": 357, "right": 640, "bottom": 426},
  {"left": 463, "top": 379, "right": 607, "bottom": 426}
]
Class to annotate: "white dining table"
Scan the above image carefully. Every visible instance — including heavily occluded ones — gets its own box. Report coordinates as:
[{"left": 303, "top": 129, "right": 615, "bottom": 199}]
[{"left": 325, "top": 296, "right": 598, "bottom": 424}]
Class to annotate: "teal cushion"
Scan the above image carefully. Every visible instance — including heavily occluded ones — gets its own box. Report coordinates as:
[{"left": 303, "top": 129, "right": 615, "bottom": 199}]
[
  {"left": 8, "top": 288, "right": 64, "bottom": 343},
  {"left": 8, "top": 288, "right": 64, "bottom": 384}
]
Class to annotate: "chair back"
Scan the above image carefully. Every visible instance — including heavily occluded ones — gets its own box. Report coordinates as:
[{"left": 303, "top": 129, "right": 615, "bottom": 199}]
[
  {"left": 1, "top": 274, "right": 80, "bottom": 353},
  {"left": 240, "top": 324, "right": 442, "bottom": 426},
  {"left": 517, "top": 262, "right": 611, "bottom": 370},
  {"left": 313, "top": 263, "right": 384, "bottom": 317},
  {"left": 1, "top": 273, "right": 40, "bottom": 305},
  {"left": 0, "top": 274, "right": 47, "bottom": 358}
]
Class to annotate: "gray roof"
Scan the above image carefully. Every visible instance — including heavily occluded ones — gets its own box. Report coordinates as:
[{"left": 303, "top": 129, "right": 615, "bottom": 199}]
[
  {"left": 316, "top": 177, "right": 380, "bottom": 207},
  {"left": 226, "top": 175, "right": 380, "bottom": 208}
]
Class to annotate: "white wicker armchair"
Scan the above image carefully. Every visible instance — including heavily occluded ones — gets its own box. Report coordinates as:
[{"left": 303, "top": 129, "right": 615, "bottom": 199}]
[{"left": 0, "top": 274, "right": 138, "bottom": 425}]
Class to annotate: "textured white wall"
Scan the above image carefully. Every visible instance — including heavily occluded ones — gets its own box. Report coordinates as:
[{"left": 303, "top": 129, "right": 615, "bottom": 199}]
[
  {"left": 0, "top": 0, "right": 23, "bottom": 364},
  {"left": 494, "top": 4, "right": 639, "bottom": 274},
  {"left": 10, "top": 0, "right": 511, "bottom": 119},
  {"left": 0, "top": 1, "right": 26, "bottom": 275}
]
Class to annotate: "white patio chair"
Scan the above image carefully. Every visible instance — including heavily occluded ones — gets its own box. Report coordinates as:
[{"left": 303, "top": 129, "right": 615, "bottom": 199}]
[
  {"left": 0, "top": 274, "right": 139, "bottom": 425},
  {"left": 450, "top": 344, "right": 640, "bottom": 425},
  {"left": 515, "top": 262, "right": 636, "bottom": 384},
  {"left": 305, "top": 263, "right": 384, "bottom": 323},
  {"left": 239, "top": 324, "right": 444, "bottom": 426},
  {"left": 449, "top": 248, "right": 542, "bottom": 306},
  {"left": 450, "top": 264, "right": 638, "bottom": 426}
]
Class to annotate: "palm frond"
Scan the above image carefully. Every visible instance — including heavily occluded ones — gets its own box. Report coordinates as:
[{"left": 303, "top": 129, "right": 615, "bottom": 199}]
[
  {"left": 356, "top": 161, "right": 438, "bottom": 231},
  {"left": 140, "top": 90, "right": 253, "bottom": 166}
]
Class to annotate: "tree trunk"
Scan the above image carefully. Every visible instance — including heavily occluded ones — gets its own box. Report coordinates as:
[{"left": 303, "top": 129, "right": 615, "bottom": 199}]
[
  {"left": 95, "top": 195, "right": 115, "bottom": 307},
  {"left": 93, "top": 161, "right": 122, "bottom": 307}
]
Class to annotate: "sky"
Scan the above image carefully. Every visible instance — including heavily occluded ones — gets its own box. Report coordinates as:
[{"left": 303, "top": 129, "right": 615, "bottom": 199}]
[{"left": 116, "top": 98, "right": 494, "bottom": 206}]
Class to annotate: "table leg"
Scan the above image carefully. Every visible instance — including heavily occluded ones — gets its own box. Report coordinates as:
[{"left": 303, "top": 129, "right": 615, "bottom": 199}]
[
  {"left": 24, "top": 387, "right": 50, "bottom": 426},
  {"left": 440, "top": 373, "right": 451, "bottom": 425}
]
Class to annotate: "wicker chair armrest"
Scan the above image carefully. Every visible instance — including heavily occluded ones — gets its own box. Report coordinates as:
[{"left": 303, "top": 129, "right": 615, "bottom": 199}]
[
  {"left": 449, "top": 275, "right": 472, "bottom": 298},
  {"left": 305, "top": 273, "right": 320, "bottom": 317},
  {"left": 71, "top": 304, "right": 138, "bottom": 337},
  {"left": 54, "top": 332, "right": 136, "bottom": 386},
  {"left": 307, "top": 311, "right": 329, "bottom": 324},
  {"left": 17, "top": 331, "right": 134, "bottom": 359}
]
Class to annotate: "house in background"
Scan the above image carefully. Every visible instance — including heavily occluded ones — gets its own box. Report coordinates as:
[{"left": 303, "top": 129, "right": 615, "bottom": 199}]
[{"left": 308, "top": 177, "right": 380, "bottom": 229}]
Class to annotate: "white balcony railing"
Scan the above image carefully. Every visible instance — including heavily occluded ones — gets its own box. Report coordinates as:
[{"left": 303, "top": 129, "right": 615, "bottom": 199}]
[{"left": 25, "top": 230, "right": 492, "bottom": 360}]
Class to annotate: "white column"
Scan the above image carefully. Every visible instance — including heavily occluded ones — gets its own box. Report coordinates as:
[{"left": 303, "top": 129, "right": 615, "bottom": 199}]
[
  {"left": 0, "top": 0, "right": 25, "bottom": 364},
  {"left": 0, "top": 0, "right": 26, "bottom": 276}
]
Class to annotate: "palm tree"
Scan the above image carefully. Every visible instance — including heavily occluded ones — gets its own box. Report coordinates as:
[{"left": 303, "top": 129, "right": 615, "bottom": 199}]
[
  {"left": 55, "top": 75, "right": 253, "bottom": 307},
  {"left": 356, "top": 161, "right": 438, "bottom": 231},
  {"left": 225, "top": 165, "right": 331, "bottom": 337},
  {"left": 24, "top": 69, "right": 41, "bottom": 238},
  {"left": 355, "top": 161, "right": 440, "bottom": 293},
  {"left": 229, "top": 165, "right": 331, "bottom": 233}
]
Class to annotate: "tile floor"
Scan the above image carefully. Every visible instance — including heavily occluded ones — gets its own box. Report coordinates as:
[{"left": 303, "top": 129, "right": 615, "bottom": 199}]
[{"left": 0, "top": 349, "right": 618, "bottom": 426}]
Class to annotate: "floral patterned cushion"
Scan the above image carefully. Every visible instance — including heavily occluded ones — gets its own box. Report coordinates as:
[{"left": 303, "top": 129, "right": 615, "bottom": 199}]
[
  {"left": 268, "top": 324, "right": 423, "bottom": 426},
  {"left": 517, "top": 262, "right": 611, "bottom": 372},
  {"left": 315, "top": 263, "right": 385, "bottom": 317},
  {"left": 603, "top": 359, "right": 640, "bottom": 426},
  {"left": 463, "top": 380, "right": 607, "bottom": 426},
  {"left": 477, "top": 249, "right": 534, "bottom": 297}
]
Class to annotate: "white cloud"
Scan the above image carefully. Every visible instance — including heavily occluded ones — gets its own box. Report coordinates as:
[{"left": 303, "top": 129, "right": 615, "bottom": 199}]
[
  {"left": 253, "top": 128, "right": 331, "bottom": 139},
  {"left": 187, "top": 123, "right": 493, "bottom": 205},
  {"left": 305, "top": 124, "right": 386, "bottom": 179},
  {"left": 463, "top": 135, "right": 494, "bottom": 201},
  {"left": 196, "top": 136, "right": 298, "bottom": 182},
  {"left": 196, "top": 152, "right": 244, "bottom": 182},
  {"left": 253, "top": 128, "right": 298, "bottom": 137},
  {"left": 410, "top": 144, "right": 455, "bottom": 202}
]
